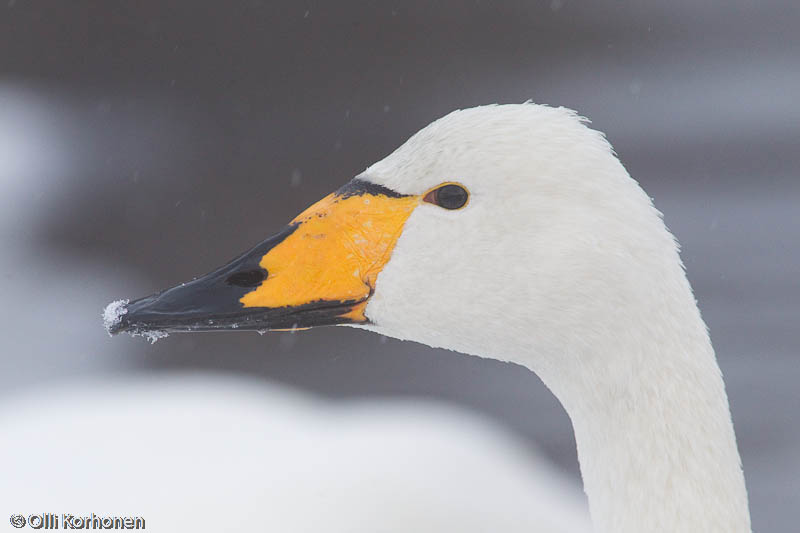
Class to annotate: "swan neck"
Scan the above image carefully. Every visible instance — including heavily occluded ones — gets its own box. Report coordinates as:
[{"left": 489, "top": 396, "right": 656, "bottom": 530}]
[{"left": 539, "top": 296, "right": 751, "bottom": 533}]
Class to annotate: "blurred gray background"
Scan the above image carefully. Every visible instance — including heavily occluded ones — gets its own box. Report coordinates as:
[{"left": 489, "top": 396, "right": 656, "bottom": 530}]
[{"left": 1, "top": 1, "right": 798, "bottom": 531}]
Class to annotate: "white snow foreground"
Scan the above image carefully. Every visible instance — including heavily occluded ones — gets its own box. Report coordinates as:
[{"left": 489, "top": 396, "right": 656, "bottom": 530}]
[{"left": 0, "top": 374, "right": 590, "bottom": 533}]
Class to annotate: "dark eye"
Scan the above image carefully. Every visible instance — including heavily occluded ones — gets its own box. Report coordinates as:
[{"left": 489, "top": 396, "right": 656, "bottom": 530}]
[
  {"left": 423, "top": 183, "right": 469, "bottom": 210},
  {"left": 226, "top": 269, "right": 267, "bottom": 287}
]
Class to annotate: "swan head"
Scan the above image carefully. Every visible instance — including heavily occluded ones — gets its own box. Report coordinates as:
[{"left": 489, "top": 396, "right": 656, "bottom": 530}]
[{"left": 108, "top": 104, "right": 680, "bottom": 370}]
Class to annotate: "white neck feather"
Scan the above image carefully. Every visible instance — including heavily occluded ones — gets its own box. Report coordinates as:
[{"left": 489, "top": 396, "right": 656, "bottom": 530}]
[
  {"left": 506, "top": 215, "right": 751, "bottom": 533},
  {"left": 539, "top": 279, "right": 751, "bottom": 533}
]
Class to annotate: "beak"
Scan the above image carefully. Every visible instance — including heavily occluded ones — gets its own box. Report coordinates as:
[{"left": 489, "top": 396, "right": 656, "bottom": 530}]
[{"left": 107, "top": 180, "right": 419, "bottom": 336}]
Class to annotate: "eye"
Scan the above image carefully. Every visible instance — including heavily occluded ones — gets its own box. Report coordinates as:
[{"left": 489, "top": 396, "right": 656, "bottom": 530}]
[
  {"left": 226, "top": 269, "right": 267, "bottom": 287},
  {"left": 423, "top": 183, "right": 469, "bottom": 210}
]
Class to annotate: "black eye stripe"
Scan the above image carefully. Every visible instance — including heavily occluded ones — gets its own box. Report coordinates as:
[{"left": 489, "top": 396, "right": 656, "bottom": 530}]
[{"left": 424, "top": 183, "right": 469, "bottom": 210}]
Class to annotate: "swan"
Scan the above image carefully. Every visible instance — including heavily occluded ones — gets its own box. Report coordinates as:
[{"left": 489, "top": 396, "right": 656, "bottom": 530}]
[{"left": 107, "top": 103, "right": 751, "bottom": 532}]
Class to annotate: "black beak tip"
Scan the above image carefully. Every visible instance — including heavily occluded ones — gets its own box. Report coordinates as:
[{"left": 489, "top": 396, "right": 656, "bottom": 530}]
[{"left": 103, "top": 293, "right": 175, "bottom": 337}]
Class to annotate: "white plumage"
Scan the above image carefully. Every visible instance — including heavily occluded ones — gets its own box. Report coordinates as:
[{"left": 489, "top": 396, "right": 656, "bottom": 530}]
[{"left": 362, "top": 104, "right": 751, "bottom": 532}]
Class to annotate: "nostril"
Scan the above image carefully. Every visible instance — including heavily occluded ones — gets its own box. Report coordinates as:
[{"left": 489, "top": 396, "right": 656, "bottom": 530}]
[{"left": 225, "top": 269, "right": 268, "bottom": 287}]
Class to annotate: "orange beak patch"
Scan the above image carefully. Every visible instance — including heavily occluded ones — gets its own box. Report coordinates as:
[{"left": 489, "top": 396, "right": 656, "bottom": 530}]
[{"left": 240, "top": 182, "right": 420, "bottom": 321}]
